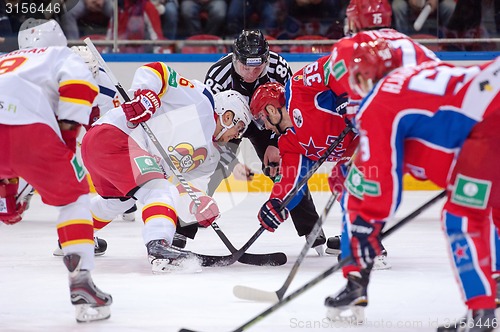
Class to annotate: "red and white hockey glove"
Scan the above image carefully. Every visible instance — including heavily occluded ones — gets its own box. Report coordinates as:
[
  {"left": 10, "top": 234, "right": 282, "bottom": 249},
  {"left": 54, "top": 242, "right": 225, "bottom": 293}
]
[
  {"left": 59, "top": 123, "right": 81, "bottom": 154},
  {"left": 350, "top": 215, "right": 385, "bottom": 269},
  {"left": 0, "top": 179, "right": 23, "bottom": 225},
  {"left": 328, "top": 163, "right": 349, "bottom": 195},
  {"left": 83, "top": 105, "right": 101, "bottom": 131},
  {"left": 189, "top": 196, "right": 220, "bottom": 227},
  {"left": 122, "top": 89, "right": 160, "bottom": 126},
  {"left": 258, "top": 198, "right": 289, "bottom": 232}
]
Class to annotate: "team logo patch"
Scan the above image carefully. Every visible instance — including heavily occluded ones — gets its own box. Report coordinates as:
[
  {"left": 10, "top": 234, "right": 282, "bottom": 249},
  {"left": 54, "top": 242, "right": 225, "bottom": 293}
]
[
  {"left": 71, "top": 155, "right": 86, "bottom": 182},
  {"left": 167, "top": 67, "right": 178, "bottom": 87},
  {"left": 451, "top": 174, "right": 491, "bottom": 209},
  {"left": 134, "top": 156, "right": 163, "bottom": 175},
  {"left": 479, "top": 80, "right": 492, "bottom": 92},
  {"left": 293, "top": 108, "right": 303, "bottom": 128},
  {"left": 323, "top": 58, "right": 332, "bottom": 85},
  {"left": 363, "top": 179, "right": 381, "bottom": 197},
  {"left": 345, "top": 165, "right": 364, "bottom": 199},
  {"left": 168, "top": 143, "right": 207, "bottom": 173},
  {"left": 332, "top": 60, "right": 347, "bottom": 80}
]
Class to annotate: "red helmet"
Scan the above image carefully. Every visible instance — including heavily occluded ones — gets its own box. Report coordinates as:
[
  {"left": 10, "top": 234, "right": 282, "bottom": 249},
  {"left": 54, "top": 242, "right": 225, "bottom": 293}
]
[
  {"left": 250, "top": 82, "right": 286, "bottom": 130},
  {"left": 349, "top": 39, "right": 401, "bottom": 97},
  {"left": 346, "top": 0, "right": 392, "bottom": 32}
]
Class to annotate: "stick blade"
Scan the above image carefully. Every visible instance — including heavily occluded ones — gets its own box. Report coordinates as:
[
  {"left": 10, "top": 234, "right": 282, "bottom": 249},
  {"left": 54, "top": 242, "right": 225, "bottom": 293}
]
[{"left": 233, "top": 285, "right": 280, "bottom": 303}]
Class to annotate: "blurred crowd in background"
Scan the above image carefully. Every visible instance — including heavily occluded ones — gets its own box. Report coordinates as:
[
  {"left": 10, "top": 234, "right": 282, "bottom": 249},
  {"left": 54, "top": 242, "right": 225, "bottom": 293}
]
[{"left": 0, "top": 0, "right": 499, "bottom": 52}]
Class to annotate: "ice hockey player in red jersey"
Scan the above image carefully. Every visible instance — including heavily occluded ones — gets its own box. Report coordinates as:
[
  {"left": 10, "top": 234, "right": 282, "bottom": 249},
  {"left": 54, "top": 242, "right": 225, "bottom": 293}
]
[
  {"left": 249, "top": 56, "right": 357, "bottom": 253},
  {"left": 324, "top": 0, "right": 439, "bottom": 267},
  {"left": 324, "top": 39, "right": 500, "bottom": 330},
  {"left": 0, "top": 19, "right": 112, "bottom": 322},
  {"left": 81, "top": 62, "right": 251, "bottom": 273}
]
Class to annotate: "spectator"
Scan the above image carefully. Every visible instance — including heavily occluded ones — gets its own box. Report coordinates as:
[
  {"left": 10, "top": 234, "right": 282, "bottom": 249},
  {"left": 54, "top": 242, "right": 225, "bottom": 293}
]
[
  {"left": 60, "top": 0, "right": 113, "bottom": 39},
  {"left": 180, "top": 0, "right": 227, "bottom": 37},
  {"left": 107, "top": 0, "right": 165, "bottom": 53},
  {"left": 278, "top": 0, "right": 344, "bottom": 38},
  {"left": 226, "top": 0, "right": 281, "bottom": 37},
  {"left": 392, "top": 0, "right": 456, "bottom": 35},
  {"left": 151, "top": 0, "right": 179, "bottom": 40},
  {"left": 443, "top": 0, "right": 496, "bottom": 51}
]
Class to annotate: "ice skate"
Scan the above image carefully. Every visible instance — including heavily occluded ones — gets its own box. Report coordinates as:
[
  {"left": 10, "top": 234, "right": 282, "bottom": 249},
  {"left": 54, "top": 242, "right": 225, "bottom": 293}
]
[
  {"left": 121, "top": 205, "right": 137, "bottom": 222},
  {"left": 146, "top": 239, "right": 201, "bottom": 274},
  {"left": 53, "top": 237, "right": 107, "bottom": 257},
  {"left": 325, "top": 270, "right": 370, "bottom": 324},
  {"left": 437, "top": 309, "right": 496, "bottom": 332},
  {"left": 306, "top": 228, "right": 326, "bottom": 256},
  {"left": 63, "top": 253, "right": 112, "bottom": 323},
  {"left": 326, "top": 235, "right": 341, "bottom": 256},
  {"left": 172, "top": 233, "right": 187, "bottom": 249}
]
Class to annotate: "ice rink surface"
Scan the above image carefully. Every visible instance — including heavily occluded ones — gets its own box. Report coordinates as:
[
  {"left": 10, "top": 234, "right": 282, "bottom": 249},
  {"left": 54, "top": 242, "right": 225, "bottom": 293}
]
[{"left": 0, "top": 190, "right": 470, "bottom": 332}]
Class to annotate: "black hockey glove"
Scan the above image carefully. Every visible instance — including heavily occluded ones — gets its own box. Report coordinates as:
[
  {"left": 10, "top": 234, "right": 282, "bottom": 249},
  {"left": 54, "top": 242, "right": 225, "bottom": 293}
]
[
  {"left": 258, "top": 198, "right": 289, "bottom": 232},
  {"left": 335, "top": 92, "right": 349, "bottom": 115},
  {"left": 350, "top": 215, "right": 385, "bottom": 268}
]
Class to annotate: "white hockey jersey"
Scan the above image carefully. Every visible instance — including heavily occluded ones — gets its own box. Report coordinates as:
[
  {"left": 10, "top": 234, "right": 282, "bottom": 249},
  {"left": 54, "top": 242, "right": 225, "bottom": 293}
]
[
  {"left": 0, "top": 47, "right": 99, "bottom": 139},
  {"left": 95, "top": 62, "right": 219, "bottom": 223}
]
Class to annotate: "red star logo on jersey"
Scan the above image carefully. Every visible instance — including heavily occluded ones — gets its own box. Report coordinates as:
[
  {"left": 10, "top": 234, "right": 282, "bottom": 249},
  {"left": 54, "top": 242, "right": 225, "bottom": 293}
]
[
  {"left": 453, "top": 243, "right": 470, "bottom": 263},
  {"left": 299, "top": 137, "right": 325, "bottom": 159}
]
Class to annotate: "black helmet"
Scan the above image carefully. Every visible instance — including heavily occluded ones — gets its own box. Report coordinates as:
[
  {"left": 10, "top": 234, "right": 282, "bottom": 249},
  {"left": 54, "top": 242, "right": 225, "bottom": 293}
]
[{"left": 233, "top": 30, "right": 270, "bottom": 67}]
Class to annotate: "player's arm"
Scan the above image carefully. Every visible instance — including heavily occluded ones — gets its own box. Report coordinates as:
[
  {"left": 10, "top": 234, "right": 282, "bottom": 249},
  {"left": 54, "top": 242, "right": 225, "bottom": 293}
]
[{"left": 56, "top": 50, "right": 100, "bottom": 152}]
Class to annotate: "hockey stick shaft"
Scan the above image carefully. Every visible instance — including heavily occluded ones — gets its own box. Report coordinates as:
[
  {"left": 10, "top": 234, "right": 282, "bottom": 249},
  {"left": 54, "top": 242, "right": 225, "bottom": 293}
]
[
  {"left": 228, "top": 126, "right": 354, "bottom": 263},
  {"left": 84, "top": 38, "right": 282, "bottom": 265},
  {"left": 234, "top": 191, "right": 339, "bottom": 301},
  {"left": 226, "top": 190, "right": 447, "bottom": 332}
]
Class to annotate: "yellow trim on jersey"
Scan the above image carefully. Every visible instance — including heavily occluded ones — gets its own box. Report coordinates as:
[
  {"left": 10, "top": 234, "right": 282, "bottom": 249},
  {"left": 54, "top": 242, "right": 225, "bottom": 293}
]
[
  {"left": 60, "top": 239, "right": 95, "bottom": 248},
  {"left": 143, "top": 62, "right": 169, "bottom": 98},
  {"left": 143, "top": 202, "right": 176, "bottom": 212},
  {"left": 59, "top": 96, "right": 93, "bottom": 106},
  {"left": 57, "top": 219, "right": 93, "bottom": 228},
  {"left": 59, "top": 79, "right": 99, "bottom": 93},
  {"left": 144, "top": 214, "right": 177, "bottom": 227},
  {"left": 91, "top": 213, "right": 113, "bottom": 224}
]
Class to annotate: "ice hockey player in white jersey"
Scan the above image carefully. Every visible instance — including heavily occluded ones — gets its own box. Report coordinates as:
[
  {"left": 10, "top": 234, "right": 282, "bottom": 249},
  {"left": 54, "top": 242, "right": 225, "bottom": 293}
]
[
  {"left": 80, "top": 61, "right": 251, "bottom": 273},
  {"left": 0, "top": 18, "right": 112, "bottom": 322}
]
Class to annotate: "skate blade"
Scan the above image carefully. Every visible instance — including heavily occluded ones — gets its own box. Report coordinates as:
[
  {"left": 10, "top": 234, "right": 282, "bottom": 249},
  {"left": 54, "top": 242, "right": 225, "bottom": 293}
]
[
  {"left": 373, "top": 255, "right": 392, "bottom": 270},
  {"left": 326, "top": 306, "right": 365, "bottom": 324},
  {"left": 325, "top": 248, "right": 341, "bottom": 256},
  {"left": 75, "top": 304, "right": 111, "bottom": 323},
  {"left": 313, "top": 245, "right": 325, "bottom": 257},
  {"left": 151, "top": 257, "right": 202, "bottom": 274}
]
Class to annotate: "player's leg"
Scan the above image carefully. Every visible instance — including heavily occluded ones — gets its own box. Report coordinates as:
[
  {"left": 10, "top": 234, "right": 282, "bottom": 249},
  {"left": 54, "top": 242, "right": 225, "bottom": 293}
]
[
  {"left": 13, "top": 123, "right": 112, "bottom": 322},
  {"left": 134, "top": 178, "right": 200, "bottom": 273}
]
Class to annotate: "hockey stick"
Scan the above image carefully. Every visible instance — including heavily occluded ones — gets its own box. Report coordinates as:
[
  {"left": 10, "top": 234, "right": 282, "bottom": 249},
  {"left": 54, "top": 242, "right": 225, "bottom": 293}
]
[
  {"left": 214, "top": 125, "right": 354, "bottom": 266},
  {"left": 233, "top": 191, "right": 340, "bottom": 302},
  {"left": 413, "top": 4, "right": 432, "bottom": 31},
  {"left": 179, "top": 190, "right": 446, "bottom": 332},
  {"left": 83, "top": 38, "right": 286, "bottom": 267}
]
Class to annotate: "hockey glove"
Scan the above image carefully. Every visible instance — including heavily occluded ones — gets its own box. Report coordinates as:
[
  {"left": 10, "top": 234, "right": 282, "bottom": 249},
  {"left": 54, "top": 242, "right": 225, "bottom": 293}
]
[
  {"left": 59, "top": 121, "right": 81, "bottom": 154},
  {"left": 350, "top": 215, "right": 384, "bottom": 269},
  {"left": 189, "top": 196, "right": 220, "bottom": 227},
  {"left": 258, "top": 198, "right": 289, "bottom": 232},
  {"left": 335, "top": 92, "right": 349, "bottom": 115},
  {"left": 328, "top": 163, "right": 349, "bottom": 195},
  {"left": 122, "top": 89, "right": 161, "bottom": 126},
  {"left": 84, "top": 105, "right": 101, "bottom": 131},
  {"left": 0, "top": 178, "right": 23, "bottom": 225}
]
